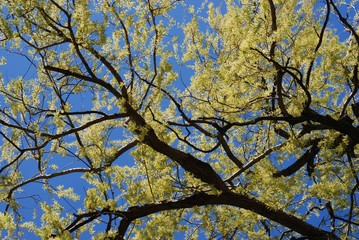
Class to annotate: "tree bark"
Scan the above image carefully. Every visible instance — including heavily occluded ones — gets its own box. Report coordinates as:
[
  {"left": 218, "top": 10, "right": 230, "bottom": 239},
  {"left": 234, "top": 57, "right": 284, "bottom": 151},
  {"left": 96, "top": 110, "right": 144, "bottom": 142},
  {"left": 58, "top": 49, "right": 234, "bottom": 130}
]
[{"left": 115, "top": 192, "right": 339, "bottom": 239}]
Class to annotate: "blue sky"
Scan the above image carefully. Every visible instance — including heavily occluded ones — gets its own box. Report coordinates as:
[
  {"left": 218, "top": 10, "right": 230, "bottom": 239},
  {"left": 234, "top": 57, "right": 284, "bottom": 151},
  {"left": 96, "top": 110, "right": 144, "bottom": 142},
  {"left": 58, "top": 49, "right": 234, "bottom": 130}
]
[
  {"left": 0, "top": 0, "right": 357, "bottom": 239},
  {"left": 0, "top": 1, "right": 211, "bottom": 239}
]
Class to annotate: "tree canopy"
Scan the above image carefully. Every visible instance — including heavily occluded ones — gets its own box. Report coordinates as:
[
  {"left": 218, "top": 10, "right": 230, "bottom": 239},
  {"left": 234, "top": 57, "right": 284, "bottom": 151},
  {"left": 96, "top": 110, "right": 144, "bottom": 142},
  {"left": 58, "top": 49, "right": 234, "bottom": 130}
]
[{"left": 0, "top": 0, "right": 358, "bottom": 239}]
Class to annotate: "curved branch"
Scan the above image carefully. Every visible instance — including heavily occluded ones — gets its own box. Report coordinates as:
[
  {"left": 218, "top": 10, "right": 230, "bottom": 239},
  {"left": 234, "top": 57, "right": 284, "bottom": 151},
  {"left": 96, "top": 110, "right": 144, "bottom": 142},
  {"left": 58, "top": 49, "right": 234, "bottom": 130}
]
[
  {"left": 41, "top": 112, "right": 129, "bottom": 140},
  {"left": 44, "top": 65, "right": 123, "bottom": 99},
  {"left": 114, "top": 191, "right": 339, "bottom": 239},
  {"left": 273, "top": 144, "right": 320, "bottom": 178}
]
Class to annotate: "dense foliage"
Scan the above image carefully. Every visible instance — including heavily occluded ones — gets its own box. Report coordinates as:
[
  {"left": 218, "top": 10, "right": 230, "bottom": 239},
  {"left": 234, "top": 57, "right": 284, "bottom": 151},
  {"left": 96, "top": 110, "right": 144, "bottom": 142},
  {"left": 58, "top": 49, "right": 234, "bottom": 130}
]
[{"left": 0, "top": 0, "right": 358, "bottom": 239}]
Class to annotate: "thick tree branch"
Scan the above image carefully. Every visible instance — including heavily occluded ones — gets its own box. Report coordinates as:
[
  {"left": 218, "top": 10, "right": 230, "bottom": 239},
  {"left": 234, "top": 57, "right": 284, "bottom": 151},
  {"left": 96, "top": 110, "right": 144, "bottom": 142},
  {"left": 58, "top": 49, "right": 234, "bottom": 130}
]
[
  {"left": 273, "top": 144, "right": 320, "bottom": 178},
  {"left": 123, "top": 102, "right": 229, "bottom": 192},
  {"left": 267, "top": 0, "right": 277, "bottom": 58},
  {"left": 113, "top": 192, "right": 339, "bottom": 239}
]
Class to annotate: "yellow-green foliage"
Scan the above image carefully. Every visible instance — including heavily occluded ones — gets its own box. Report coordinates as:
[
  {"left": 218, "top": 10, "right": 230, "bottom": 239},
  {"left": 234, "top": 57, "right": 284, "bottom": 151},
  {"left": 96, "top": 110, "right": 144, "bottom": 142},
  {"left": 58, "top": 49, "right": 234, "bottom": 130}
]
[{"left": 0, "top": 0, "right": 358, "bottom": 239}]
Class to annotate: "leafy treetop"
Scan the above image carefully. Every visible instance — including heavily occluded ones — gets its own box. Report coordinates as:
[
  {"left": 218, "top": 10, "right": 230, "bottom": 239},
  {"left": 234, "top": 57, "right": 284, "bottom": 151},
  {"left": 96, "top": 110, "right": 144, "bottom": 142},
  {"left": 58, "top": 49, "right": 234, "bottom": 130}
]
[{"left": 0, "top": 0, "right": 358, "bottom": 239}]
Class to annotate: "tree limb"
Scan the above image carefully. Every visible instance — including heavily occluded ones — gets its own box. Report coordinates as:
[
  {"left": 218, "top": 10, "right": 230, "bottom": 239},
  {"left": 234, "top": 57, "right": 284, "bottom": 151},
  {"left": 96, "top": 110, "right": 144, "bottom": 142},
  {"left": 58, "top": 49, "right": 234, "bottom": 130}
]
[
  {"left": 113, "top": 191, "right": 339, "bottom": 239},
  {"left": 273, "top": 144, "right": 320, "bottom": 178}
]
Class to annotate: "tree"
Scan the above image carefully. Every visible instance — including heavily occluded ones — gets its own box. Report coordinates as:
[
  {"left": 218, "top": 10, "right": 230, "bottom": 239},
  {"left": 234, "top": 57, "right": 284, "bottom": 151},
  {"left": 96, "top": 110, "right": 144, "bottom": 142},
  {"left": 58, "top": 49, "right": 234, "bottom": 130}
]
[{"left": 0, "top": 0, "right": 358, "bottom": 239}]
